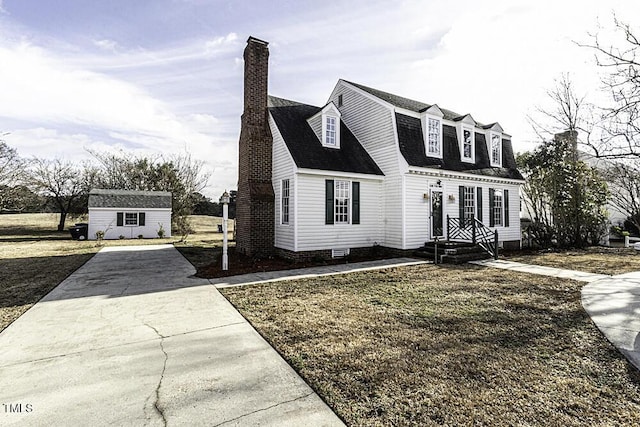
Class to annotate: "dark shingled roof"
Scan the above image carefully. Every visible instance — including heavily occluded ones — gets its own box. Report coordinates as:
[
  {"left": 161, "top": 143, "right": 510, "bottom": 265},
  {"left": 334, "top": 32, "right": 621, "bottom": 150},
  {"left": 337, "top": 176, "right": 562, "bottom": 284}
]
[
  {"left": 89, "top": 189, "right": 172, "bottom": 209},
  {"left": 344, "top": 80, "right": 465, "bottom": 122},
  {"left": 268, "top": 96, "right": 384, "bottom": 176},
  {"left": 395, "top": 113, "right": 524, "bottom": 180}
]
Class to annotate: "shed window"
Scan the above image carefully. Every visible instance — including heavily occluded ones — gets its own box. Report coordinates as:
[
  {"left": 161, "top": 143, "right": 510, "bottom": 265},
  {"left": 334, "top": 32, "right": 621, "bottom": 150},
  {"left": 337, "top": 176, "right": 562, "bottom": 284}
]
[
  {"left": 125, "top": 212, "right": 138, "bottom": 226},
  {"left": 117, "top": 212, "right": 145, "bottom": 227}
]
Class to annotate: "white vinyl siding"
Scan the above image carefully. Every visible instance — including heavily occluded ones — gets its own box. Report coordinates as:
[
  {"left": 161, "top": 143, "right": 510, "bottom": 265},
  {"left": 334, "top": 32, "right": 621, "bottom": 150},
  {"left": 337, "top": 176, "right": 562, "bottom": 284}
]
[
  {"left": 270, "top": 115, "right": 296, "bottom": 250},
  {"left": 308, "top": 114, "right": 322, "bottom": 139},
  {"left": 404, "top": 174, "right": 432, "bottom": 248},
  {"left": 328, "top": 83, "right": 403, "bottom": 248},
  {"left": 295, "top": 174, "right": 383, "bottom": 251},
  {"left": 329, "top": 83, "right": 401, "bottom": 175},
  {"left": 88, "top": 208, "right": 170, "bottom": 240}
]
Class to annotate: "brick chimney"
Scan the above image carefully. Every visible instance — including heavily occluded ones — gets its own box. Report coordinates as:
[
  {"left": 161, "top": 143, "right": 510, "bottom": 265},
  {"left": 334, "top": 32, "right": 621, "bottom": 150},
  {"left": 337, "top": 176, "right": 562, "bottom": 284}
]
[{"left": 235, "top": 36, "right": 275, "bottom": 257}]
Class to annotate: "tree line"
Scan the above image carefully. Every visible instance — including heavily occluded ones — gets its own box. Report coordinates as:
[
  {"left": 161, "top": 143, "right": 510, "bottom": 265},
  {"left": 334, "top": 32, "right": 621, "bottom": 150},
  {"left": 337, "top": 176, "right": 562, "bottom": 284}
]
[
  {"left": 0, "top": 140, "right": 229, "bottom": 234},
  {"left": 521, "top": 16, "right": 640, "bottom": 248}
]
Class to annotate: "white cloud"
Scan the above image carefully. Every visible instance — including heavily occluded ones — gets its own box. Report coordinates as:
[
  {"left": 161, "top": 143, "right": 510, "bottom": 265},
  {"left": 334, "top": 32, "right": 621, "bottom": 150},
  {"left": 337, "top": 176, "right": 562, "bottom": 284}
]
[
  {"left": 205, "top": 32, "right": 238, "bottom": 52},
  {"left": 93, "top": 39, "right": 119, "bottom": 52},
  {"left": 0, "top": 39, "right": 237, "bottom": 197},
  {"left": 0, "top": 41, "right": 223, "bottom": 145}
]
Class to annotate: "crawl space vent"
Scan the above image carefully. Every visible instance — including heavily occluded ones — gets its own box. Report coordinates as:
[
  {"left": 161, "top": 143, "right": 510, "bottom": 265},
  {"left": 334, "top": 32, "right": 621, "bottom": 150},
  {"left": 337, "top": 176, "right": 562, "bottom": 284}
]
[{"left": 331, "top": 248, "right": 350, "bottom": 258}]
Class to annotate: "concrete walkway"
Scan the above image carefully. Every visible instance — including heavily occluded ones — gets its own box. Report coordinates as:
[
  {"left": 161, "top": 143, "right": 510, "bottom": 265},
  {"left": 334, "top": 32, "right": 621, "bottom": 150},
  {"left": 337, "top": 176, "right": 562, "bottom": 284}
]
[
  {"left": 470, "top": 259, "right": 610, "bottom": 282},
  {"left": 472, "top": 258, "right": 640, "bottom": 372},
  {"left": 0, "top": 245, "right": 344, "bottom": 426},
  {"left": 582, "top": 272, "right": 640, "bottom": 371}
]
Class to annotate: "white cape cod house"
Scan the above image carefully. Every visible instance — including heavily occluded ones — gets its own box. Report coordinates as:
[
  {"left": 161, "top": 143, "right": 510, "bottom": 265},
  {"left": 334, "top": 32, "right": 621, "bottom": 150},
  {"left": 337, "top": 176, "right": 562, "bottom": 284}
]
[{"left": 236, "top": 37, "right": 524, "bottom": 260}]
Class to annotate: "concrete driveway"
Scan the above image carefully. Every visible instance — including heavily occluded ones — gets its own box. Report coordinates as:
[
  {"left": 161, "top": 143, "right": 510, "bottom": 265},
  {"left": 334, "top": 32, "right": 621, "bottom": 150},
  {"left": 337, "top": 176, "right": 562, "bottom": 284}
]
[{"left": 0, "top": 245, "right": 343, "bottom": 426}]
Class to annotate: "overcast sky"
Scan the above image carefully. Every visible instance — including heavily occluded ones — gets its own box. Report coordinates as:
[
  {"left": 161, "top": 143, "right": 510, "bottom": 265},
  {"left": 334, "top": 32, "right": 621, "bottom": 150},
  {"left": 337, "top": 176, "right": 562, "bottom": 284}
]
[{"left": 1, "top": 0, "right": 638, "bottom": 198}]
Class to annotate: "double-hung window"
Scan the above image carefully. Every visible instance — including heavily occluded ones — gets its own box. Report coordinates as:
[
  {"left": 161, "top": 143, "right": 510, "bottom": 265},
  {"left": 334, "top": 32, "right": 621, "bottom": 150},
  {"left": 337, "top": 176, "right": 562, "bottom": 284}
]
[
  {"left": 490, "top": 133, "right": 502, "bottom": 166},
  {"left": 489, "top": 188, "right": 510, "bottom": 227},
  {"left": 492, "top": 190, "right": 503, "bottom": 226},
  {"left": 462, "top": 186, "right": 475, "bottom": 221},
  {"left": 462, "top": 128, "right": 475, "bottom": 161},
  {"left": 281, "top": 179, "right": 290, "bottom": 225},
  {"left": 427, "top": 118, "right": 441, "bottom": 156},
  {"left": 334, "top": 180, "right": 350, "bottom": 224},
  {"left": 117, "top": 212, "right": 146, "bottom": 227},
  {"left": 125, "top": 212, "right": 138, "bottom": 226},
  {"left": 325, "top": 180, "right": 360, "bottom": 225},
  {"left": 325, "top": 116, "right": 337, "bottom": 147}
]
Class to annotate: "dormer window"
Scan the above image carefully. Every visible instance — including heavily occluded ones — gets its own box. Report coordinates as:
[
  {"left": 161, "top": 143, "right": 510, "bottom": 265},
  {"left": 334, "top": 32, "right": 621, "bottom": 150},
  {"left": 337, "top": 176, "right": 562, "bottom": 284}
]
[
  {"left": 462, "top": 128, "right": 474, "bottom": 160},
  {"left": 455, "top": 114, "right": 476, "bottom": 163},
  {"left": 427, "top": 118, "right": 441, "bottom": 156},
  {"left": 310, "top": 102, "right": 341, "bottom": 149},
  {"left": 421, "top": 105, "right": 444, "bottom": 159},
  {"left": 325, "top": 116, "right": 337, "bottom": 146},
  {"left": 490, "top": 133, "right": 502, "bottom": 166}
]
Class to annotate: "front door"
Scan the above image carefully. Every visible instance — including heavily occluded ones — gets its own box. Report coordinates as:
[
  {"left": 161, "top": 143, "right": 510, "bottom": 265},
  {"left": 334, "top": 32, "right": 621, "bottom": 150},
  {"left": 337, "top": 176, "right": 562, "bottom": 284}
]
[{"left": 430, "top": 188, "right": 444, "bottom": 239}]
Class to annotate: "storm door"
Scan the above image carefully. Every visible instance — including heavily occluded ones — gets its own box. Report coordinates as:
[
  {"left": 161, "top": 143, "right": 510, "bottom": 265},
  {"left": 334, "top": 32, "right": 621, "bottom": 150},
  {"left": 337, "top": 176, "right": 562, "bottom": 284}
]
[{"left": 430, "top": 188, "right": 444, "bottom": 239}]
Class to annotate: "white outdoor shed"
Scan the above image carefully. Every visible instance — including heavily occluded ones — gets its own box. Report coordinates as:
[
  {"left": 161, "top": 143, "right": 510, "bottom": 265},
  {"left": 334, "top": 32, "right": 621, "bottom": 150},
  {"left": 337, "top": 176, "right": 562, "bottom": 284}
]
[{"left": 88, "top": 189, "right": 172, "bottom": 240}]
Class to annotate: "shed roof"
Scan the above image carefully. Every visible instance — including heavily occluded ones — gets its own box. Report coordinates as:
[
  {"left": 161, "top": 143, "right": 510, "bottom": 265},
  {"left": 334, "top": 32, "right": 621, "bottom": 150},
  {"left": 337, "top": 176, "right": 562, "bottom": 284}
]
[{"left": 88, "top": 189, "right": 172, "bottom": 209}]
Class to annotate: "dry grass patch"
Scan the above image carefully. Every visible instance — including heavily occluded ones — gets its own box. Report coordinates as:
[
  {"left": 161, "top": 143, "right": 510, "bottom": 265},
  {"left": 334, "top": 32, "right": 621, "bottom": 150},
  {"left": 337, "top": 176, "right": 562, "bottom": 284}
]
[
  {"left": 0, "top": 213, "right": 225, "bottom": 331},
  {"left": 222, "top": 264, "right": 640, "bottom": 426},
  {"left": 505, "top": 247, "right": 640, "bottom": 275}
]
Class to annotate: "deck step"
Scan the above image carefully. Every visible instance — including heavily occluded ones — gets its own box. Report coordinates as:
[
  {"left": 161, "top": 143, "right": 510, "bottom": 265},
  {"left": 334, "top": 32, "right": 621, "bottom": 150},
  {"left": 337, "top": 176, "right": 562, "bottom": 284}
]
[{"left": 415, "top": 240, "right": 495, "bottom": 264}]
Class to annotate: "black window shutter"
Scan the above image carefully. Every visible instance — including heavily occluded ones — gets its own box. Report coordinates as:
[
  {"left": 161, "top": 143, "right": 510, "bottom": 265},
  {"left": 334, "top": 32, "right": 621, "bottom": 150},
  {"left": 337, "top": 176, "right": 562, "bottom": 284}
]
[
  {"left": 352, "top": 182, "right": 360, "bottom": 224},
  {"left": 489, "top": 188, "right": 495, "bottom": 227},
  {"left": 139, "top": 212, "right": 146, "bottom": 226},
  {"left": 504, "top": 190, "right": 510, "bottom": 227},
  {"left": 117, "top": 212, "right": 123, "bottom": 226},
  {"left": 458, "top": 186, "right": 464, "bottom": 219},
  {"left": 476, "top": 187, "right": 483, "bottom": 222},
  {"left": 325, "top": 180, "right": 334, "bottom": 225}
]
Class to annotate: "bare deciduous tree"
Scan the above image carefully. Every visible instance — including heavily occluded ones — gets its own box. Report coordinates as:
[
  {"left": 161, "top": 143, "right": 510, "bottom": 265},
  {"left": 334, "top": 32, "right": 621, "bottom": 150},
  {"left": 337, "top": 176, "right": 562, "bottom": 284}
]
[
  {"left": 528, "top": 74, "right": 590, "bottom": 140},
  {"left": 580, "top": 15, "right": 640, "bottom": 158},
  {"left": 28, "top": 158, "right": 90, "bottom": 231},
  {"left": 604, "top": 160, "right": 640, "bottom": 232},
  {"left": 0, "top": 137, "right": 32, "bottom": 212}
]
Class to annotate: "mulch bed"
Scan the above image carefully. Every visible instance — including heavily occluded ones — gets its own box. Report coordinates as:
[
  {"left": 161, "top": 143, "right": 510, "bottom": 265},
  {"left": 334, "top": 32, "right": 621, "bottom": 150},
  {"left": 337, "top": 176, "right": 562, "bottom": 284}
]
[{"left": 194, "top": 247, "right": 392, "bottom": 279}]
